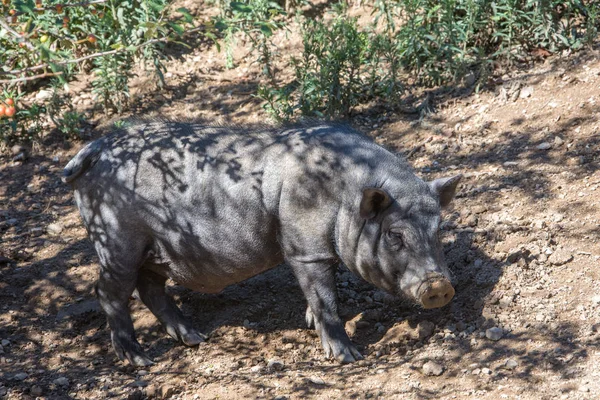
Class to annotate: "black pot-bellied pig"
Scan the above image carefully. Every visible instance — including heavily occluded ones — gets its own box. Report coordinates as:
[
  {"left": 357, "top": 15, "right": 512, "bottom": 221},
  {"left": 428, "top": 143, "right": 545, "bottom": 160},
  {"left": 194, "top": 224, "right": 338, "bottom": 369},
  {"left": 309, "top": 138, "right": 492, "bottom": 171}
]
[{"left": 63, "top": 121, "right": 461, "bottom": 366}]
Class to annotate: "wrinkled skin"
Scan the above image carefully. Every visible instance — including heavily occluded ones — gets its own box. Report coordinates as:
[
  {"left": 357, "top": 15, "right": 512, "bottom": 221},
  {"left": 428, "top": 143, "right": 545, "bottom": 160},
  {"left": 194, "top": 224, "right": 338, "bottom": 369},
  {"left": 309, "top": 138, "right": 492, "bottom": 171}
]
[{"left": 64, "top": 122, "right": 461, "bottom": 366}]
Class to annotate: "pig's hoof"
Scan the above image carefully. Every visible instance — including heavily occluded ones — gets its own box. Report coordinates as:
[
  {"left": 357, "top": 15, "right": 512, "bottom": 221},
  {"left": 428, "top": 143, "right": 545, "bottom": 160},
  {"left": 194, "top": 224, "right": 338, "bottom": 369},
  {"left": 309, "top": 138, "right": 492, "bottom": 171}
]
[
  {"left": 181, "top": 331, "right": 207, "bottom": 347},
  {"left": 335, "top": 346, "right": 363, "bottom": 364},
  {"left": 112, "top": 335, "right": 154, "bottom": 367},
  {"left": 130, "top": 353, "right": 155, "bottom": 367}
]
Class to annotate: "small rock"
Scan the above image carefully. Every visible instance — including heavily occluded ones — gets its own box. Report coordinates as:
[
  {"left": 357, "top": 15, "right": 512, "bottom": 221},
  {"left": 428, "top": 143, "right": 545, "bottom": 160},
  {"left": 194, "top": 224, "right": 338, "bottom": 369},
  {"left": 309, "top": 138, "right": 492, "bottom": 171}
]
[
  {"left": 548, "top": 248, "right": 573, "bottom": 266},
  {"left": 308, "top": 376, "right": 326, "bottom": 385},
  {"left": 455, "top": 321, "right": 467, "bottom": 332},
  {"left": 13, "top": 372, "right": 28, "bottom": 381},
  {"left": 36, "top": 89, "right": 53, "bottom": 101},
  {"left": 1, "top": 339, "right": 10, "bottom": 347},
  {"left": 145, "top": 385, "right": 157, "bottom": 398},
  {"left": 0, "top": 387, "right": 7, "bottom": 396},
  {"left": 30, "top": 385, "right": 43, "bottom": 396},
  {"left": 554, "top": 136, "right": 564, "bottom": 146},
  {"left": 46, "top": 223, "right": 64, "bottom": 235},
  {"left": 159, "top": 384, "right": 174, "bottom": 399},
  {"left": 422, "top": 361, "right": 444, "bottom": 376},
  {"left": 267, "top": 359, "right": 284, "bottom": 371},
  {"left": 499, "top": 295, "right": 513, "bottom": 308},
  {"left": 505, "top": 359, "right": 518, "bottom": 370},
  {"left": 128, "top": 389, "right": 144, "bottom": 400},
  {"left": 485, "top": 327, "right": 504, "bottom": 341},
  {"left": 591, "top": 295, "right": 600, "bottom": 306},
  {"left": 481, "top": 367, "right": 491, "bottom": 375},
  {"left": 578, "top": 386, "right": 590, "bottom": 393},
  {"left": 520, "top": 86, "right": 534, "bottom": 98},
  {"left": 250, "top": 365, "right": 262, "bottom": 373},
  {"left": 536, "top": 142, "right": 552, "bottom": 150},
  {"left": 53, "top": 377, "right": 69, "bottom": 387}
]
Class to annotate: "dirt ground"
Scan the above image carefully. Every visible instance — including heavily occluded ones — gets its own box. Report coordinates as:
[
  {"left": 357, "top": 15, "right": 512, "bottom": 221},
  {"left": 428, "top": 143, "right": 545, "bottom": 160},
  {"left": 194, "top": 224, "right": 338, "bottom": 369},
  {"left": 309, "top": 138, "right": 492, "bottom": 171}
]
[{"left": 2, "top": 3, "right": 600, "bottom": 399}]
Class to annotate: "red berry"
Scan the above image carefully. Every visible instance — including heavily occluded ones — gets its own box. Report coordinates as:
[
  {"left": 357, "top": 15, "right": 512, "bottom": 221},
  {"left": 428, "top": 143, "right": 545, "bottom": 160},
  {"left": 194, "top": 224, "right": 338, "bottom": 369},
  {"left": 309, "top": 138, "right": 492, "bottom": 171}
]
[
  {"left": 0, "top": 105, "right": 5, "bottom": 118},
  {"left": 5, "top": 98, "right": 14, "bottom": 106},
  {"left": 5, "top": 106, "right": 16, "bottom": 118}
]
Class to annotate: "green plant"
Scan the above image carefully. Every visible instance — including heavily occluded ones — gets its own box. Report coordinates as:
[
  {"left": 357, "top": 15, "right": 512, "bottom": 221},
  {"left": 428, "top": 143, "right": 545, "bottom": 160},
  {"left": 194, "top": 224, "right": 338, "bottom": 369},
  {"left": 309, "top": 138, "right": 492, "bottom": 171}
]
[
  {"left": 0, "top": 0, "right": 202, "bottom": 144},
  {"left": 214, "top": 0, "right": 286, "bottom": 78},
  {"left": 257, "top": 6, "right": 404, "bottom": 120}
]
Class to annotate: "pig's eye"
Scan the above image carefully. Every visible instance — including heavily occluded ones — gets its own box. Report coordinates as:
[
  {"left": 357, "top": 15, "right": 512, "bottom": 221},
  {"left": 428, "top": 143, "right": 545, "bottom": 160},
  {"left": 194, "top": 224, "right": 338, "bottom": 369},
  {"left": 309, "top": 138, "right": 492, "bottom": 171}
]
[{"left": 387, "top": 230, "right": 404, "bottom": 248}]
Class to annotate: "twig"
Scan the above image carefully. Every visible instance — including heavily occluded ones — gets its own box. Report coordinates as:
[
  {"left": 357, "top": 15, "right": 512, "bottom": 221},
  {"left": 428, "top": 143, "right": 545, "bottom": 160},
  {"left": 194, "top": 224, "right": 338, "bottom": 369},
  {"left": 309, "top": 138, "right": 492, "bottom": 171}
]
[
  {"left": 0, "top": 71, "right": 63, "bottom": 83},
  {"left": 0, "top": 17, "right": 35, "bottom": 50}
]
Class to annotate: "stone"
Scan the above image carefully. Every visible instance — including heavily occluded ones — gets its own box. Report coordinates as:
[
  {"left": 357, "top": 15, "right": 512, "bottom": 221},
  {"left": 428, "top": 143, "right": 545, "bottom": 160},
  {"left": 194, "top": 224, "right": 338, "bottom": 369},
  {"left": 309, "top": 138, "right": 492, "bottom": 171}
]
[
  {"left": 422, "top": 361, "right": 444, "bottom": 376},
  {"left": 308, "top": 376, "right": 326, "bottom": 385},
  {"left": 267, "top": 359, "right": 284, "bottom": 371},
  {"left": 505, "top": 359, "right": 518, "bottom": 370},
  {"left": 536, "top": 142, "right": 552, "bottom": 150},
  {"left": 13, "top": 372, "right": 28, "bottom": 381},
  {"left": 36, "top": 89, "right": 53, "bottom": 101},
  {"left": 520, "top": 86, "right": 534, "bottom": 98},
  {"left": 46, "top": 223, "right": 64, "bottom": 235},
  {"left": 30, "top": 385, "right": 43, "bottom": 396},
  {"left": 128, "top": 390, "right": 144, "bottom": 400},
  {"left": 53, "top": 377, "right": 69, "bottom": 387},
  {"left": 485, "top": 327, "right": 504, "bottom": 341},
  {"left": 159, "top": 384, "right": 175, "bottom": 399},
  {"left": 548, "top": 248, "right": 573, "bottom": 266},
  {"left": 1, "top": 339, "right": 10, "bottom": 347}
]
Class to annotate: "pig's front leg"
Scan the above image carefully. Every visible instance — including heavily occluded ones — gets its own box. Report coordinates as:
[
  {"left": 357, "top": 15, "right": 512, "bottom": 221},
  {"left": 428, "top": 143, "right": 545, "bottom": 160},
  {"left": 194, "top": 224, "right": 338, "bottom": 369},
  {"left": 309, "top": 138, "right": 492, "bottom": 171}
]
[{"left": 289, "top": 260, "right": 363, "bottom": 363}]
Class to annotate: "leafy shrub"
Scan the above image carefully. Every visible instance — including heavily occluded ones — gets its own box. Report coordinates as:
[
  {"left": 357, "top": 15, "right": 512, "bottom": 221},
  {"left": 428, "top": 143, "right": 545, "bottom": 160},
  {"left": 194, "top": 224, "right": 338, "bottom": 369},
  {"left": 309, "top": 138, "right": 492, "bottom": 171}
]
[
  {"left": 258, "top": 9, "right": 403, "bottom": 120},
  {"left": 0, "top": 0, "right": 198, "bottom": 144},
  {"left": 372, "top": 0, "right": 599, "bottom": 85}
]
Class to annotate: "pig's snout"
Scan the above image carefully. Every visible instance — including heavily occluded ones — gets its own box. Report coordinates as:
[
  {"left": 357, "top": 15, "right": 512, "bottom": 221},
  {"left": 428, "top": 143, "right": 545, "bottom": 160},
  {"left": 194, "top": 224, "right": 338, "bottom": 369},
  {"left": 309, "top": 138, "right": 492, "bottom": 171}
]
[{"left": 418, "top": 277, "right": 455, "bottom": 309}]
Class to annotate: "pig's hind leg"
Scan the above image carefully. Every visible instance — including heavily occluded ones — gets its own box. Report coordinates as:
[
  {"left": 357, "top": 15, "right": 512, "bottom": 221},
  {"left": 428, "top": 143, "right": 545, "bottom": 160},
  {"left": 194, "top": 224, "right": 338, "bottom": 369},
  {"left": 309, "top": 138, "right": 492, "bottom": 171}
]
[
  {"left": 135, "top": 268, "right": 207, "bottom": 346},
  {"left": 95, "top": 244, "right": 154, "bottom": 367}
]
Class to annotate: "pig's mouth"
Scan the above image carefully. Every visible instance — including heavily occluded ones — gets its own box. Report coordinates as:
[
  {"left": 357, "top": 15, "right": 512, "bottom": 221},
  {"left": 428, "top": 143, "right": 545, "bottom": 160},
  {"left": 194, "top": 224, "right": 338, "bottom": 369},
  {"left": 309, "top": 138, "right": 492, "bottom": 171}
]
[{"left": 415, "top": 275, "right": 455, "bottom": 309}]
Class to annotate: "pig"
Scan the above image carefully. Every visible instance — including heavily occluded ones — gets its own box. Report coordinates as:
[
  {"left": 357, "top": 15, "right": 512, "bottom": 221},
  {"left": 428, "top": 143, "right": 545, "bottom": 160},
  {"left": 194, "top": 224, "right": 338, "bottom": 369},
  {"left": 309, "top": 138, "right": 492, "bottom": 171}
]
[{"left": 63, "top": 121, "right": 461, "bottom": 366}]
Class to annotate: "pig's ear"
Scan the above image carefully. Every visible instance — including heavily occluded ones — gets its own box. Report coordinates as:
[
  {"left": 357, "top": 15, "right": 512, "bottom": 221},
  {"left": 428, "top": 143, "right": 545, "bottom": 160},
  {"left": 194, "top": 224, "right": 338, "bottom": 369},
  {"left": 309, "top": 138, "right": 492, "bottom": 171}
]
[
  {"left": 360, "top": 188, "right": 393, "bottom": 219},
  {"left": 429, "top": 174, "right": 462, "bottom": 208}
]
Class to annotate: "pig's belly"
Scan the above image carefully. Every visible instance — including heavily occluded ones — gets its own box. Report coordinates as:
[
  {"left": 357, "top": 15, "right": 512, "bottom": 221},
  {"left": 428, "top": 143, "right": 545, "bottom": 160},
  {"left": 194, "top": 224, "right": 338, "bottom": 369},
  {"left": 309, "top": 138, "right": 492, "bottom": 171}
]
[{"left": 148, "top": 231, "right": 285, "bottom": 293}]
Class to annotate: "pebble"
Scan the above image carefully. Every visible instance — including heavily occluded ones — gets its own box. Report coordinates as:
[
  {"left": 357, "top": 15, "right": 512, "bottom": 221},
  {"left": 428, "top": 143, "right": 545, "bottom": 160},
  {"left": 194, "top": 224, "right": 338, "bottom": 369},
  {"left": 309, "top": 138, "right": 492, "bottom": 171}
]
[
  {"left": 159, "top": 384, "right": 175, "bottom": 399},
  {"left": 30, "top": 385, "right": 43, "bottom": 396},
  {"left": 548, "top": 248, "right": 573, "bottom": 265},
  {"left": 536, "top": 142, "right": 552, "bottom": 150},
  {"left": 46, "top": 223, "right": 64, "bottom": 235},
  {"left": 308, "top": 376, "right": 326, "bottom": 385},
  {"left": 422, "top": 361, "right": 444, "bottom": 376},
  {"left": 13, "top": 372, "right": 28, "bottom": 381},
  {"left": 1, "top": 339, "right": 10, "bottom": 347},
  {"left": 485, "top": 327, "right": 504, "bottom": 341},
  {"left": 53, "top": 377, "right": 69, "bottom": 387},
  {"left": 591, "top": 295, "right": 600, "bottom": 306},
  {"left": 481, "top": 367, "right": 491, "bottom": 375},
  {"left": 267, "top": 359, "right": 284, "bottom": 371},
  {"left": 505, "top": 359, "right": 518, "bottom": 370}
]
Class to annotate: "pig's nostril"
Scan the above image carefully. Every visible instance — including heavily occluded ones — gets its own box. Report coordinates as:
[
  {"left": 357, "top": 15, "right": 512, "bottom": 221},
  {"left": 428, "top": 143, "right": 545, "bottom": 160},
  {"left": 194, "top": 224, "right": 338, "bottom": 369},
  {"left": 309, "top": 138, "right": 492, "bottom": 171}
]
[{"left": 419, "top": 279, "right": 455, "bottom": 309}]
